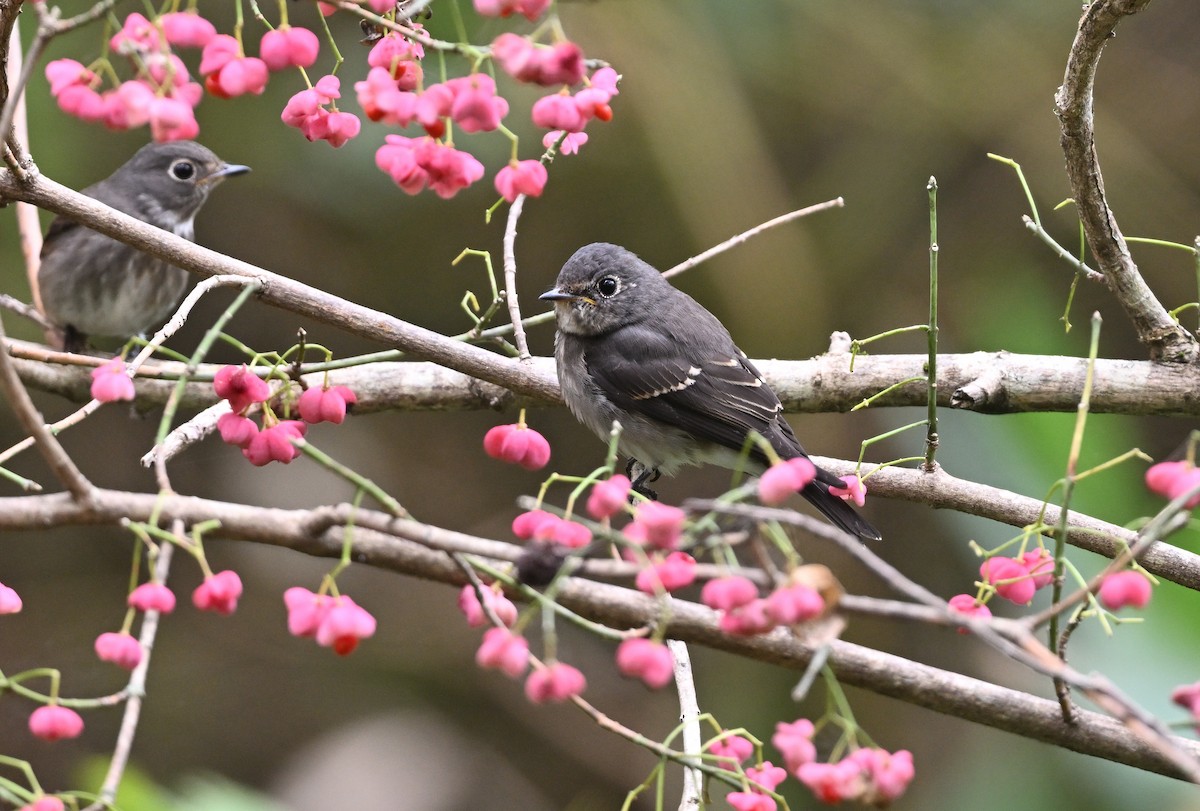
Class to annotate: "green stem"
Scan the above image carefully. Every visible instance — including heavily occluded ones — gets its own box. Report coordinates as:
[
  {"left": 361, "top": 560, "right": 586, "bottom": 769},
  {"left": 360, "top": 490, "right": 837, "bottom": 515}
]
[{"left": 924, "top": 176, "right": 939, "bottom": 470}]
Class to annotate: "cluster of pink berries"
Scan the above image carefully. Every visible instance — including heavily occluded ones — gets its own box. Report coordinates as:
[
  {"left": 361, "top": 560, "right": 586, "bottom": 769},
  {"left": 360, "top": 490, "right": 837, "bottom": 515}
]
[
  {"left": 212, "top": 364, "right": 356, "bottom": 466},
  {"left": 700, "top": 575, "right": 826, "bottom": 636},
  {"left": 45, "top": 2, "right": 618, "bottom": 204},
  {"left": 1146, "top": 459, "right": 1200, "bottom": 508},
  {"left": 461, "top": 584, "right": 588, "bottom": 702},
  {"left": 711, "top": 721, "right": 914, "bottom": 809},
  {"left": 946, "top": 544, "right": 1152, "bottom": 629},
  {"left": 758, "top": 456, "right": 867, "bottom": 509},
  {"left": 284, "top": 587, "right": 377, "bottom": 656}
]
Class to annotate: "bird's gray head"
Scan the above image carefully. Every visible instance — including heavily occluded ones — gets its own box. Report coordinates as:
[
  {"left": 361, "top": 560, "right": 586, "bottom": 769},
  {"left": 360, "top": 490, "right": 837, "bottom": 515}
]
[
  {"left": 110, "top": 141, "right": 250, "bottom": 227},
  {"left": 540, "top": 243, "right": 671, "bottom": 336}
]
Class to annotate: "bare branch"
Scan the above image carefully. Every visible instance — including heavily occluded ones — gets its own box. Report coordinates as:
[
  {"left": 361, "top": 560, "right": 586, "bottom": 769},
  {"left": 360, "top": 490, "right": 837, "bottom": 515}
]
[{"left": 1054, "top": 0, "right": 1197, "bottom": 361}]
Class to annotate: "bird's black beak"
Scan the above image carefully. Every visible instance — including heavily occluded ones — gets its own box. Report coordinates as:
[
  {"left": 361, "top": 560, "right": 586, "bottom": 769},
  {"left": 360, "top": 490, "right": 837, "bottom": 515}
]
[
  {"left": 203, "top": 163, "right": 252, "bottom": 185},
  {"left": 540, "top": 287, "right": 594, "bottom": 304},
  {"left": 539, "top": 287, "right": 573, "bottom": 302}
]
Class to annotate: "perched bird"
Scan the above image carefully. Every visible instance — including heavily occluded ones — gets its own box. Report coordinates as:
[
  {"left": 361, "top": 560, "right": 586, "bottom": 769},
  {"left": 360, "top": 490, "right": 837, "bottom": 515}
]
[
  {"left": 38, "top": 141, "right": 250, "bottom": 352},
  {"left": 541, "top": 242, "right": 881, "bottom": 541}
]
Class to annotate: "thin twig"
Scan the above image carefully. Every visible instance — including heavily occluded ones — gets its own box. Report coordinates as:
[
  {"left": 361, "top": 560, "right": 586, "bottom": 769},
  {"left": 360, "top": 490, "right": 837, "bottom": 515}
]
[
  {"left": 502, "top": 194, "right": 531, "bottom": 360},
  {"left": 663, "top": 198, "right": 844, "bottom": 279}
]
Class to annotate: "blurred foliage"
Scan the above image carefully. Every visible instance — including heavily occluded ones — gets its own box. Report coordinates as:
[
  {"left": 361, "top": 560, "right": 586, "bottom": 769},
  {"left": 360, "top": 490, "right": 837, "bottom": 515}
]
[{"left": 4, "top": 1, "right": 1200, "bottom": 809}]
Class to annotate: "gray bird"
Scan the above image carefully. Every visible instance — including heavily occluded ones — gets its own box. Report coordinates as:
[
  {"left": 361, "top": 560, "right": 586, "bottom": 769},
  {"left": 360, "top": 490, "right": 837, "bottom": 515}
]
[
  {"left": 541, "top": 242, "right": 881, "bottom": 541},
  {"left": 38, "top": 141, "right": 250, "bottom": 353}
]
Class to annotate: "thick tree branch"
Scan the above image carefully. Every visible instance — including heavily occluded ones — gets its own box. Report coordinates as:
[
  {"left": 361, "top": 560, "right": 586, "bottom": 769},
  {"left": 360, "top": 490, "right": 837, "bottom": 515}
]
[
  {"left": 4, "top": 488, "right": 1199, "bottom": 780},
  {"left": 9, "top": 340, "right": 1200, "bottom": 417},
  {"left": 1054, "top": 0, "right": 1197, "bottom": 362}
]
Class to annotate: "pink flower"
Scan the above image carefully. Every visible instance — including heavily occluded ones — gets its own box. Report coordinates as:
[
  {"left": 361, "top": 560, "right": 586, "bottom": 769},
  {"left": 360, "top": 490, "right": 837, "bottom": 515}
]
[
  {"left": 201, "top": 36, "right": 269, "bottom": 98},
  {"left": 0, "top": 581, "right": 23, "bottom": 614},
  {"left": 109, "top": 12, "right": 161, "bottom": 55},
  {"left": 457, "top": 584, "right": 518, "bottom": 628},
  {"left": 491, "top": 34, "right": 585, "bottom": 86},
  {"left": 796, "top": 759, "right": 866, "bottom": 805},
  {"left": 90, "top": 359, "right": 135, "bottom": 402},
  {"left": 148, "top": 95, "right": 200, "bottom": 142},
  {"left": 587, "top": 474, "right": 631, "bottom": 519},
  {"left": 758, "top": 457, "right": 817, "bottom": 505},
  {"left": 476, "top": 627, "right": 529, "bottom": 677},
  {"left": 494, "top": 160, "right": 548, "bottom": 202},
  {"left": 1145, "top": 460, "right": 1200, "bottom": 507},
  {"left": 367, "top": 34, "right": 423, "bottom": 89},
  {"left": 315, "top": 595, "right": 377, "bottom": 655},
  {"left": 217, "top": 412, "right": 259, "bottom": 448},
  {"left": 298, "top": 384, "right": 357, "bottom": 424},
  {"left": 474, "top": 0, "right": 551, "bottom": 21},
  {"left": 160, "top": 11, "right": 217, "bottom": 48},
  {"left": 1171, "top": 681, "right": 1200, "bottom": 713},
  {"left": 445, "top": 73, "right": 508, "bottom": 133},
  {"left": 747, "top": 762, "right": 788, "bottom": 793},
  {"left": 532, "top": 92, "right": 587, "bottom": 132},
  {"left": 19, "top": 797, "right": 66, "bottom": 811},
  {"left": 355, "top": 67, "right": 419, "bottom": 124},
  {"left": 772, "top": 719, "right": 817, "bottom": 774},
  {"left": 631, "top": 501, "right": 687, "bottom": 550},
  {"left": 718, "top": 599, "right": 776, "bottom": 636},
  {"left": 763, "top": 583, "right": 824, "bottom": 625},
  {"left": 979, "top": 556, "right": 1036, "bottom": 605},
  {"left": 213, "top": 364, "right": 270, "bottom": 413},
  {"left": 828, "top": 474, "right": 867, "bottom": 507},
  {"left": 260, "top": 26, "right": 319, "bottom": 71},
  {"left": 128, "top": 582, "right": 176, "bottom": 613},
  {"left": 242, "top": 420, "right": 307, "bottom": 466},
  {"left": 706, "top": 733, "right": 754, "bottom": 769},
  {"left": 483, "top": 423, "right": 552, "bottom": 470},
  {"left": 28, "top": 705, "right": 84, "bottom": 741},
  {"left": 56, "top": 84, "right": 106, "bottom": 122},
  {"left": 512, "top": 509, "right": 559, "bottom": 540},
  {"left": 701, "top": 576, "right": 759, "bottom": 612},
  {"left": 1019, "top": 548, "right": 1055, "bottom": 589},
  {"left": 192, "top": 570, "right": 243, "bottom": 615},
  {"left": 543, "top": 130, "right": 588, "bottom": 155},
  {"left": 1097, "top": 569, "right": 1152, "bottom": 611},
  {"left": 615, "top": 638, "right": 674, "bottom": 689},
  {"left": 635, "top": 551, "right": 697, "bottom": 594},
  {"left": 525, "top": 662, "right": 586, "bottom": 703},
  {"left": 946, "top": 593, "right": 991, "bottom": 633},
  {"left": 726, "top": 793, "right": 776, "bottom": 811},
  {"left": 94, "top": 631, "right": 143, "bottom": 670},
  {"left": 847, "top": 748, "right": 915, "bottom": 806},
  {"left": 374, "top": 136, "right": 485, "bottom": 198},
  {"left": 284, "top": 587, "right": 330, "bottom": 637}
]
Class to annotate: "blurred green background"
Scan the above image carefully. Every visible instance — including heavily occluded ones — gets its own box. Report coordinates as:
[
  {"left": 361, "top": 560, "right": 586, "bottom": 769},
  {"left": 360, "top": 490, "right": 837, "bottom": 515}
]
[{"left": 3, "top": 0, "right": 1200, "bottom": 808}]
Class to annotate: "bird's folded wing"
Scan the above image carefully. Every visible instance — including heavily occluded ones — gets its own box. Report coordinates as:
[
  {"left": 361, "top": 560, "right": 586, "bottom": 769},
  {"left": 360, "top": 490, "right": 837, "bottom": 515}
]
[{"left": 583, "top": 323, "right": 794, "bottom": 458}]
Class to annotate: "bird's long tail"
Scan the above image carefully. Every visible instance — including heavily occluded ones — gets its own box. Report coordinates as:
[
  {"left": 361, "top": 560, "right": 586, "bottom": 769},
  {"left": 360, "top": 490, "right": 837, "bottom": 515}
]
[{"left": 801, "top": 479, "right": 882, "bottom": 541}]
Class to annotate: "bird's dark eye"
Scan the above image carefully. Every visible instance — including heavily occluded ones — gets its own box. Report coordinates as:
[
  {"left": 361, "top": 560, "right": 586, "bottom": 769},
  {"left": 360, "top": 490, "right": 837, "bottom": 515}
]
[
  {"left": 169, "top": 160, "right": 196, "bottom": 181},
  {"left": 596, "top": 276, "right": 620, "bottom": 297}
]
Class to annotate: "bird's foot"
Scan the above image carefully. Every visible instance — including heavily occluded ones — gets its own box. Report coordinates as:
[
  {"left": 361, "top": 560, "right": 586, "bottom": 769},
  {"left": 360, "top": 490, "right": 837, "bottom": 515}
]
[{"left": 627, "top": 459, "right": 661, "bottom": 501}]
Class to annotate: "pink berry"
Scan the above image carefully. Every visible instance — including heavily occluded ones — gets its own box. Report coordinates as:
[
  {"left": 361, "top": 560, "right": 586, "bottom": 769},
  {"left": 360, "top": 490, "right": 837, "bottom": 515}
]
[
  {"left": 315, "top": 595, "right": 376, "bottom": 655},
  {"left": 524, "top": 661, "right": 586, "bottom": 703},
  {"left": 758, "top": 457, "right": 817, "bottom": 505},
  {"left": 828, "top": 474, "right": 867, "bottom": 507},
  {"left": 94, "top": 631, "right": 143, "bottom": 670},
  {"left": 128, "top": 582, "right": 176, "bottom": 613},
  {"left": 90, "top": 359, "right": 135, "bottom": 402},
  {"left": 483, "top": 423, "right": 551, "bottom": 470},
  {"left": 634, "top": 551, "right": 697, "bottom": 594},
  {"left": 28, "top": 705, "right": 84, "bottom": 741},
  {"left": 494, "top": 159, "right": 548, "bottom": 202},
  {"left": 475, "top": 627, "right": 529, "bottom": 678},
  {"left": 192, "top": 570, "right": 243, "bottom": 615},
  {"left": 297, "top": 384, "right": 357, "bottom": 424},
  {"left": 700, "top": 575, "right": 759, "bottom": 612},
  {"left": 772, "top": 719, "right": 817, "bottom": 773},
  {"left": 979, "top": 557, "right": 1036, "bottom": 605},
  {"left": 0, "top": 582, "right": 22, "bottom": 614},
  {"left": 763, "top": 583, "right": 824, "bottom": 625},
  {"left": 456, "top": 584, "right": 518, "bottom": 628},
  {"left": 706, "top": 733, "right": 754, "bottom": 769},
  {"left": 946, "top": 593, "right": 991, "bottom": 633},
  {"left": 631, "top": 501, "right": 686, "bottom": 550},
  {"left": 242, "top": 420, "right": 307, "bottom": 466},
  {"left": 615, "top": 638, "right": 674, "bottom": 689},
  {"left": 160, "top": 11, "right": 217, "bottom": 48},
  {"left": 19, "top": 797, "right": 67, "bottom": 811},
  {"left": 213, "top": 364, "right": 270, "bottom": 413},
  {"left": 586, "top": 474, "right": 632, "bottom": 519},
  {"left": 1097, "top": 569, "right": 1152, "bottom": 611}
]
